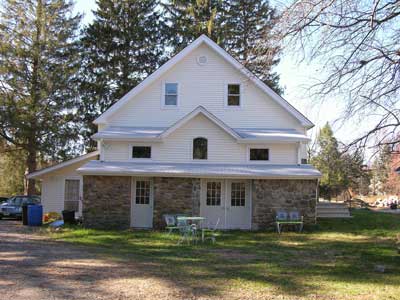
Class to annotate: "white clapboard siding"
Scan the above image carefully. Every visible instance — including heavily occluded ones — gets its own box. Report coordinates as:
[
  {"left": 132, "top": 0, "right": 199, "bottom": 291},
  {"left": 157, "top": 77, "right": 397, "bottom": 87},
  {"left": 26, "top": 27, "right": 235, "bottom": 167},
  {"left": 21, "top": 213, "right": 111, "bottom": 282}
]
[
  {"left": 103, "top": 114, "right": 298, "bottom": 164},
  {"left": 107, "top": 44, "right": 304, "bottom": 131},
  {"left": 40, "top": 158, "right": 93, "bottom": 215}
]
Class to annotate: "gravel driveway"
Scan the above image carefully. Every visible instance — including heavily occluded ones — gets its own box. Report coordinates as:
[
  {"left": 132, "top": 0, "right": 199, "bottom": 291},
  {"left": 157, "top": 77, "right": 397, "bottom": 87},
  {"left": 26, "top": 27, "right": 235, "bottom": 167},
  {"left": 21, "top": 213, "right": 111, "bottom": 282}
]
[{"left": 0, "top": 220, "right": 208, "bottom": 300}]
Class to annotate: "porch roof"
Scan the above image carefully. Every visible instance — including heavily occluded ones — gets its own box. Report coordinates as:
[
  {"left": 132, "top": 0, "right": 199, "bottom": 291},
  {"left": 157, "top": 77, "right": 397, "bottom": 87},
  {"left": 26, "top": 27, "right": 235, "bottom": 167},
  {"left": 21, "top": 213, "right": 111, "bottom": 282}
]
[
  {"left": 91, "top": 126, "right": 310, "bottom": 143},
  {"left": 77, "top": 161, "right": 321, "bottom": 179}
]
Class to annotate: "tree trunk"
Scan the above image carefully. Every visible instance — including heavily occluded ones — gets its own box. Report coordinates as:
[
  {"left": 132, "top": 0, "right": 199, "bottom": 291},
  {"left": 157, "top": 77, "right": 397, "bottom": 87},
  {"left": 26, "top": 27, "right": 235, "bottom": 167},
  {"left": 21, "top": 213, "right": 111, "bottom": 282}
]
[{"left": 26, "top": 148, "right": 37, "bottom": 195}]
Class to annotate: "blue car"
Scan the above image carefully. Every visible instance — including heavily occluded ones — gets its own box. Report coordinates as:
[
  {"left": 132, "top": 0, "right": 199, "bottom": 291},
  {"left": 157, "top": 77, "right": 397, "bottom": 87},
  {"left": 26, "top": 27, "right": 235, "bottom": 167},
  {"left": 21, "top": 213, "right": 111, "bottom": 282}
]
[{"left": 0, "top": 195, "right": 41, "bottom": 219}]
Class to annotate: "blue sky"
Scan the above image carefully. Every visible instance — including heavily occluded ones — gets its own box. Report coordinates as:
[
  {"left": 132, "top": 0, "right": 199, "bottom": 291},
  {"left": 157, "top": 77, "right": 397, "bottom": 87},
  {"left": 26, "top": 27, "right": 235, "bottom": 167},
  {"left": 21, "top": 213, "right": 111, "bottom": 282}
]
[{"left": 73, "top": 0, "right": 360, "bottom": 151}]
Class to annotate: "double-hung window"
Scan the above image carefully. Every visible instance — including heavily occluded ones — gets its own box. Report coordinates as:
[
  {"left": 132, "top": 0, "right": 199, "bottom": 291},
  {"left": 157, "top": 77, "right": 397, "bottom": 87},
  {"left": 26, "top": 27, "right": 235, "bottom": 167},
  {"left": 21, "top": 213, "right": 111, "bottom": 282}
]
[
  {"left": 226, "top": 84, "right": 241, "bottom": 107},
  {"left": 164, "top": 83, "right": 178, "bottom": 107}
]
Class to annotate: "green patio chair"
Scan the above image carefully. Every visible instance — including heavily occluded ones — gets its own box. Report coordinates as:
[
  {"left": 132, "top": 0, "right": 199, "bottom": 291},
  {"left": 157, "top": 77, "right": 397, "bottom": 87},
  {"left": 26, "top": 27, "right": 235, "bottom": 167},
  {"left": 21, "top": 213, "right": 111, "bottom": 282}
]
[
  {"left": 202, "top": 218, "right": 220, "bottom": 243},
  {"left": 163, "top": 214, "right": 180, "bottom": 234}
]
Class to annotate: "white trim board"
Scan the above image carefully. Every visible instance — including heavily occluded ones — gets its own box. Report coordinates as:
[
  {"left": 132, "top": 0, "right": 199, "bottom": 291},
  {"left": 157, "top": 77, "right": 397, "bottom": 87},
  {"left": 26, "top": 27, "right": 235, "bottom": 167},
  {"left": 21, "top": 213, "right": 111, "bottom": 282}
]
[{"left": 93, "top": 35, "right": 314, "bottom": 128}]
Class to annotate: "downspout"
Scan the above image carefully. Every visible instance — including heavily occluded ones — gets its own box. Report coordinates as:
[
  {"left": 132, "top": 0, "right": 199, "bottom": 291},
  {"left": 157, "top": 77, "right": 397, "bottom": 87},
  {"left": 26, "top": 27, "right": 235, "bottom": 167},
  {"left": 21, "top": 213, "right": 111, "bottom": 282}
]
[{"left": 315, "top": 178, "right": 320, "bottom": 224}]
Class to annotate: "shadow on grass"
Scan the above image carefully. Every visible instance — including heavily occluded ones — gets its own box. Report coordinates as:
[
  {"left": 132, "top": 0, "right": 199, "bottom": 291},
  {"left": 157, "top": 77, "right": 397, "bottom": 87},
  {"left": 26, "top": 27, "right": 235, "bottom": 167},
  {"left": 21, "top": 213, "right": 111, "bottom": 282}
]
[{"left": 44, "top": 209, "right": 400, "bottom": 298}]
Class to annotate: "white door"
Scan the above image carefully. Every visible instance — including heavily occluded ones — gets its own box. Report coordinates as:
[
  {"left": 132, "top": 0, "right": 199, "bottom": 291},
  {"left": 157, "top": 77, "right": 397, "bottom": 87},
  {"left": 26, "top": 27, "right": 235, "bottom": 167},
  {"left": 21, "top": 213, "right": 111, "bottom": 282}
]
[
  {"left": 226, "top": 180, "right": 251, "bottom": 229},
  {"left": 131, "top": 178, "right": 154, "bottom": 228},
  {"left": 200, "top": 179, "right": 225, "bottom": 229}
]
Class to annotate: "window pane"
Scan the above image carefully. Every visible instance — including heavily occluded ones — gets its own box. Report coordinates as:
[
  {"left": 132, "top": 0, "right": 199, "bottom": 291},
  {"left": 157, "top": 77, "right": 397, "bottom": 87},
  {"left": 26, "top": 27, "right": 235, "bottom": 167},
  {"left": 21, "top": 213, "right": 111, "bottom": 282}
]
[
  {"left": 193, "top": 137, "right": 207, "bottom": 159},
  {"left": 165, "top": 83, "right": 178, "bottom": 94},
  {"left": 228, "top": 95, "right": 240, "bottom": 106},
  {"left": 132, "top": 146, "right": 151, "bottom": 158},
  {"left": 136, "top": 180, "right": 150, "bottom": 204},
  {"left": 228, "top": 84, "right": 240, "bottom": 95},
  {"left": 206, "top": 182, "right": 221, "bottom": 206},
  {"left": 165, "top": 94, "right": 177, "bottom": 106},
  {"left": 250, "top": 148, "right": 269, "bottom": 161},
  {"left": 231, "top": 182, "right": 245, "bottom": 206}
]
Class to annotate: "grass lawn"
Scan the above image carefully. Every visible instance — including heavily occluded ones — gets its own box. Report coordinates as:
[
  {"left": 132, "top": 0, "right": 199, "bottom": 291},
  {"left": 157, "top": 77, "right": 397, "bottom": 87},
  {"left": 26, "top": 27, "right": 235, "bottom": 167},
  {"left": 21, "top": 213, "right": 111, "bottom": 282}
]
[{"left": 45, "top": 209, "right": 400, "bottom": 300}]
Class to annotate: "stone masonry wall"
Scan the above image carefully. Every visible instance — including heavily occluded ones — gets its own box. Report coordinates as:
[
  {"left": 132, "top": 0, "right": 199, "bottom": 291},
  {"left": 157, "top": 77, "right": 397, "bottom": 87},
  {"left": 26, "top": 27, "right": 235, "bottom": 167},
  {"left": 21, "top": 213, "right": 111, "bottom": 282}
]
[
  {"left": 153, "top": 177, "right": 200, "bottom": 229},
  {"left": 252, "top": 179, "right": 318, "bottom": 230},
  {"left": 83, "top": 176, "right": 131, "bottom": 229}
]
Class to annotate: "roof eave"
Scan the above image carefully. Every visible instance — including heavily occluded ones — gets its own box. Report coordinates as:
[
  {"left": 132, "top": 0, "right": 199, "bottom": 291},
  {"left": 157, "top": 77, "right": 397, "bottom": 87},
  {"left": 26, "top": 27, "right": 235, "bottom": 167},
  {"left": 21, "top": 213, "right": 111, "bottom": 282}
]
[
  {"left": 26, "top": 151, "right": 99, "bottom": 179},
  {"left": 91, "top": 136, "right": 163, "bottom": 143},
  {"left": 76, "top": 170, "right": 321, "bottom": 180},
  {"left": 237, "top": 138, "right": 311, "bottom": 144}
]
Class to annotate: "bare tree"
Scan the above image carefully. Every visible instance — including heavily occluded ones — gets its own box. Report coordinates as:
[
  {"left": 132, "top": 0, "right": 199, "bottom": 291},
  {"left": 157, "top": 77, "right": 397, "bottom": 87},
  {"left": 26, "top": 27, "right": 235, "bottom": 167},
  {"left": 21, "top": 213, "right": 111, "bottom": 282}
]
[{"left": 276, "top": 0, "right": 400, "bottom": 152}]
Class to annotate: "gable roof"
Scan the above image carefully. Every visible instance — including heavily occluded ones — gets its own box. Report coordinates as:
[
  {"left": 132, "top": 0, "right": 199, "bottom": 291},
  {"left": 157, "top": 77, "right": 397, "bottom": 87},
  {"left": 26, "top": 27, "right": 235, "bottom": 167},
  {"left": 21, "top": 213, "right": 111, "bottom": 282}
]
[
  {"left": 93, "top": 35, "right": 314, "bottom": 128},
  {"left": 160, "top": 106, "right": 242, "bottom": 140},
  {"left": 26, "top": 151, "right": 99, "bottom": 179}
]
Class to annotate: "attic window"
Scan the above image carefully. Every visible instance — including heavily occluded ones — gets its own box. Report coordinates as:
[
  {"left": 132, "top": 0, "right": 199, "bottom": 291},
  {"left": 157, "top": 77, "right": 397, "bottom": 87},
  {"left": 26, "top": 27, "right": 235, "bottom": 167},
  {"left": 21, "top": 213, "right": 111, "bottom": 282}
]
[
  {"left": 227, "top": 84, "right": 240, "bottom": 106},
  {"left": 164, "top": 83, "right": 178, "bottom": 106}
]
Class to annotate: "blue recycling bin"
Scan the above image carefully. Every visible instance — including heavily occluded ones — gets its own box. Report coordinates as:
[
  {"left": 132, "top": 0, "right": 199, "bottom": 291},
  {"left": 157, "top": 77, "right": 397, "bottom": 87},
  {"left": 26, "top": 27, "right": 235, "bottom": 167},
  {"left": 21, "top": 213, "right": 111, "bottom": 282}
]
[{"left": 27, "top": 204, "right": 43, "bottom": 226}]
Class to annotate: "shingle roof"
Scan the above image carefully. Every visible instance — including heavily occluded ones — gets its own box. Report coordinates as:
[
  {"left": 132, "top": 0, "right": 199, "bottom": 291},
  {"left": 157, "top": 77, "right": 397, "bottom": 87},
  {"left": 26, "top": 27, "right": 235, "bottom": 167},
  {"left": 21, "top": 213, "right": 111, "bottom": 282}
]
[{"left": 77, "top": 161, "right": 321, "bottom": 179}]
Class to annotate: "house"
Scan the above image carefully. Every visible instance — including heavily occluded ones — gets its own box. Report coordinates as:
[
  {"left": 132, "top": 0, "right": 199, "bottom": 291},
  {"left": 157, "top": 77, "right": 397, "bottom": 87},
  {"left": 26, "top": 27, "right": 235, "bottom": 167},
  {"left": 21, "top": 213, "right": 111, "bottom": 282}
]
[{"left": 27, "top": 35, "right": 321, "bottom": 230}]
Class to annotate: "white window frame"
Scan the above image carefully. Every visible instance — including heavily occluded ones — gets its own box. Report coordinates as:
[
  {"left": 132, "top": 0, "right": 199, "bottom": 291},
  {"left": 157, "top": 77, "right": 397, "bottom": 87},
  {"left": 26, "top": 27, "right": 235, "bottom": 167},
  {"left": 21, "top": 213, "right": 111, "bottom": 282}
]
[
  {"left": 161, "top": 81, "right": 179, "bottom": 109},
  {"left": 224, "top": 83, "right": 242, "bottom": 108},
  {"left": 247, "top": 145, "right": 271, "bottom": 163},
  {"left": 129, "top": 144, "right": 153, "bottom": 161}
]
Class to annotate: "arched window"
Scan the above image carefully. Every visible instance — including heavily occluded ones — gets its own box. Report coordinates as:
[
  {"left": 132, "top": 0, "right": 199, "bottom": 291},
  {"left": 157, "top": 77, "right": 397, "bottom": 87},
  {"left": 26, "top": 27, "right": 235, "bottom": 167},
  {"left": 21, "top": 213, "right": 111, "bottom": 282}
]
[{"left": 193, "top": 137, "right": 208, "bottom": 160}]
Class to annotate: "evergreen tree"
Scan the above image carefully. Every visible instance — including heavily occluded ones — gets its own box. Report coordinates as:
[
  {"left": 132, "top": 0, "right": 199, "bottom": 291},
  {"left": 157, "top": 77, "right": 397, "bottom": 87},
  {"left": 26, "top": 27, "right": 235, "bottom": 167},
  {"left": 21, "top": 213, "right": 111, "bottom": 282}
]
[
  {"left": 224, "top": 0, "right": 282, "bottom": 94},
  {"left": 311, "top": 123, "right": 345, "bottom": 199},
  {"left": 372, "top": 145, "right": 392, "bottom": 194},
  {"left": 79, "top": 0, "right": 166, "bottom": 148},
  {"left": 163, "top": 0, "right": 282, "bottom": 93},
  {"left": 163, "top": 0, "right": 224, "bottom": 52},
  {"left": 0, "top": 142, "right": 27, "bottom": 196},
  {"left": 0, "top": 0, "right": 82, "bottom": 194}
]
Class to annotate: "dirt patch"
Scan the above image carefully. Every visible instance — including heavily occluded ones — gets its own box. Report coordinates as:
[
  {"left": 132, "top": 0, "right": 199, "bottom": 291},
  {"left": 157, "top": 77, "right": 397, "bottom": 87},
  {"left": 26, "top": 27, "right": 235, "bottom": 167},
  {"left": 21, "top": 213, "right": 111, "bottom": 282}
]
[{"left": 0, "top": 220, "right": 199, "bottom": 300}]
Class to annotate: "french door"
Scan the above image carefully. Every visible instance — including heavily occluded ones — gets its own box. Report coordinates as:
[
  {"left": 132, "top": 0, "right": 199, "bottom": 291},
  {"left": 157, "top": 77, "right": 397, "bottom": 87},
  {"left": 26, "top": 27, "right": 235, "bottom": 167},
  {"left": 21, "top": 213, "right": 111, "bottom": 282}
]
[{"left": 200, "top": 179, "right": 251, "bottom": 229}]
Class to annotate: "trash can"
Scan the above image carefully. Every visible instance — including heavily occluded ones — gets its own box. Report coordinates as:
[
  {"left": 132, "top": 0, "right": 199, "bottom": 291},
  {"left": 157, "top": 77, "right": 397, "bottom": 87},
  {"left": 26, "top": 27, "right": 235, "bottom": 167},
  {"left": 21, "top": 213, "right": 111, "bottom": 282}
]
[
  {"left": 22, "top": 204, "right": 30, "bottom": 225},
  {"left": 62, "top": 210, "right": 76, "bottom": 224},
  {"left": 27, "top": 205, "right": 43, "bottom": 226}
]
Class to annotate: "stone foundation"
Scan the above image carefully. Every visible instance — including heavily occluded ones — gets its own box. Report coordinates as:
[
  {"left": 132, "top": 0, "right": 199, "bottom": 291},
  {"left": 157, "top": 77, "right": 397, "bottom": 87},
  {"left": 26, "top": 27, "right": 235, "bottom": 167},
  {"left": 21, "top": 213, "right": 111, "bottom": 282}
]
[
  {"left": 82, "top": 176, "right": 317, "bottom": 230},
  {"left": 251, "top": 179, "right": 318, "bottom": 230},
  {"left": 153, "top": 177, "right": 200, "bottom": 229},
  {"left": 82, "top": 176, "right": 131, "bottom": 229}
]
